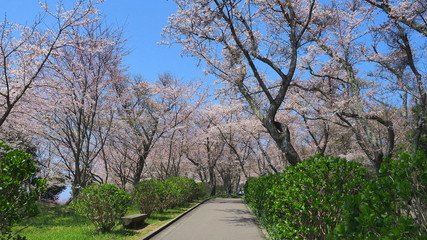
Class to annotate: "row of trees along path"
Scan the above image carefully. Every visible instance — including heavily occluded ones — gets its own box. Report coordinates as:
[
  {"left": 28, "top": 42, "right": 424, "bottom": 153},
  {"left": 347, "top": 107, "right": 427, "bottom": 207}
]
[
  {"left": 150, "top": 198, "right": 265, "bottom": 240},
  {"left": 3, "top": 0, "right": 427, "bottom": 206}
]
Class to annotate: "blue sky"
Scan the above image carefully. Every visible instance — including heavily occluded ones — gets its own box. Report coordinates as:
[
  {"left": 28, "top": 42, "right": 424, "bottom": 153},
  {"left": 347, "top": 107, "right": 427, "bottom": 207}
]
[{"left": 1, "top": 0, "right": 207, "bottom": 83}]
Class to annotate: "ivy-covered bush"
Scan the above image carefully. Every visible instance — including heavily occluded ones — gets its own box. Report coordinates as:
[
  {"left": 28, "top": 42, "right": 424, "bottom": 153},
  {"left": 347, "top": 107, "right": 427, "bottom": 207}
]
[
  {"left": 330, "top": 152, "right": 427, "bottom": 239},
  {"left": 0, "top": 142, "right": 45, "bottom": 240},
  {"left": 245, "top": 155, "right": 369, "bottom": 240},
  {"left": 73, "top": 183, "right": 130, "bottom": 233}
]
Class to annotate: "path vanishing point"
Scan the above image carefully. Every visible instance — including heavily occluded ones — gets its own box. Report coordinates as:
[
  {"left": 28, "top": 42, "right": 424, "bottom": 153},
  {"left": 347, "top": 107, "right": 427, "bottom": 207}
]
[{"left": 148, "top": 198, "right": 266, "bottom": 240}]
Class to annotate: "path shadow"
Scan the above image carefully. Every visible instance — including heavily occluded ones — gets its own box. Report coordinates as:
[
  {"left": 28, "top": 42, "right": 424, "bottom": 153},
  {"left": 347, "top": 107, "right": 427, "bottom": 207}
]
[
  {"left": 209, "top": 198, "right": 244, "bottom": 204},
  {"left": 221, "top": 216, "right": 258, "bottom": 227},
  {"left": 215, "top": 208, "right": 259, "bottom": 227}
]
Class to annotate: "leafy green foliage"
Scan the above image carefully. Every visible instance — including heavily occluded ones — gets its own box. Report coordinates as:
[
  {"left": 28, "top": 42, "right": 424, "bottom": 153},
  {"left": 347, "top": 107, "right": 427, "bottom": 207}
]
[
  {"left": 0, "top": 232, "right": 26, "bottom": 240},
  {"left": 246, "top": 154, "right": 427, "bottom": 239},
  {"left": 330, "top": 152, "right": 427, "bottom": 239},
  {"left": 132, "top": 177, "right": 201, "bottom": 216},
  {"left": 73, "top": 183, "right": 130, "bottom": 233},
  {"left": 245, "top": 155, "right": 369, "bottom": 240},
  {"left": 0, "top": 142, "right": 46, "bottom": 239},
  {"left": 244, "top": 174, "right": 279, "bottom": 218},
  {"left": 162, "top": 177, "right": 199, "bottom": 208},
  {"left": 132, "top": 179, "right": 163, "bottom": 216},
  {"left": 195, "top": 182, "right": 210, "bottom": 199}
]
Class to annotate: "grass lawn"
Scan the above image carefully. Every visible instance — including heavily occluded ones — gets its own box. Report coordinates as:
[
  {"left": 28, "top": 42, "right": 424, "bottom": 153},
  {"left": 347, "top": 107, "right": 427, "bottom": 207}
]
[{"left": 12, "top": 201, "right": 202, "bottom": 240}]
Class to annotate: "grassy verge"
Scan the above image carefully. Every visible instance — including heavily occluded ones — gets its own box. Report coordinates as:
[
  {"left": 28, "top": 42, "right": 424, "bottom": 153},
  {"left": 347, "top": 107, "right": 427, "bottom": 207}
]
[{"left": 12, "top": 200, "right": 202, "bottom": 240}]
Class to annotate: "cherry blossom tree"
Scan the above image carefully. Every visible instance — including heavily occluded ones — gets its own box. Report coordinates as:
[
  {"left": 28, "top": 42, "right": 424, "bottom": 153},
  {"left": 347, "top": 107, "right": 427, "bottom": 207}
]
[
  {"left": 292, "top": 0, "right": 397, "bottom": 170},
  {"left": 163, "top": 0, "right": 427, "bottom": 172},
  {"left": 366, "top": 2, "right": 427, "bottom": 154},
  {"left": 184, "top": 107, "right": 227, "bottom": 195},
  {"left": 365, "top": 0, "right": 427, "bottom": 37},
  {"left": 363, "top": 3, "right": 427, "bottom": 226},
  {"left": 107, "top": 73, "right": 203, "bottom": 188},
  {"left": 164, "top": 0, "right": 320, "bottom": 165},
  {"left": 183, "top": 99, "right": 285, "bottom": 195},
  {"left": 210, "top": 102, "right": 273, "bottom": 194},
  {"left": 0, "top": 0, "right": 102, "bottom": 127},
  {"left": 35, "top": 21, "right": 126, "bottom": 198}
]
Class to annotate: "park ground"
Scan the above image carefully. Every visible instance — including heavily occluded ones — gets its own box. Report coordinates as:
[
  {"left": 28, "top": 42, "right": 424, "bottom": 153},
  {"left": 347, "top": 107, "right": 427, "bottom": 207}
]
[{"left": 13, "top": 200, "right": 205, "bottom": 240}]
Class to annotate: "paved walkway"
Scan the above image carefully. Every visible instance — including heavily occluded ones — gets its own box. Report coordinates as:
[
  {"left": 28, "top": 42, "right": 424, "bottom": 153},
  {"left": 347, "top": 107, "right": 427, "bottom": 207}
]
[{"left": 149, "top": 198, "right": 265, "bottom": 240}]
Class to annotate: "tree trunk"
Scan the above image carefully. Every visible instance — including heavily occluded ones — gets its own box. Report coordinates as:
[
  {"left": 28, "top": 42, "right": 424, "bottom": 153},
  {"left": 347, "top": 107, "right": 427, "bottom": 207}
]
[
  {"left": 209, "top": 167, "right": 216, "bottom": 196},
  {"left": 132, "top": 150, "right": 149, "bottom": 186},
  {"left": 264, "top": 120, "right": 300, "bottom": 165}
]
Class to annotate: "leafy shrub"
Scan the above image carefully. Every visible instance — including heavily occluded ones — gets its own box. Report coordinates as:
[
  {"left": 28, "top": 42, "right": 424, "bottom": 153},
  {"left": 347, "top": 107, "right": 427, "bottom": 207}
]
[
  {"left": 245, "top": 155, "right": 369, "bottom": 240},
  {"left": 132, "top": 179, "right": 163, "bottom": 216},
  {"left": 73, "top": 183, "right": 130, "bottom": 233},
  {"left": 133, "top": 177, "right": 201, "bottom": 215},
  {"left": 162, "top": 177, "right": 198, "bottom": 208},
  {"left": 195, "top": 182, "right": 210, "bottom": 199},
  {"left": 330, "top": 152, "right": 427, "bottom": 239},
  {"left": 0, "top": 142, "right": 46, "bottom": 239},
  {"left": 244, "top": 174, "right": 279, "bottom": 218}
]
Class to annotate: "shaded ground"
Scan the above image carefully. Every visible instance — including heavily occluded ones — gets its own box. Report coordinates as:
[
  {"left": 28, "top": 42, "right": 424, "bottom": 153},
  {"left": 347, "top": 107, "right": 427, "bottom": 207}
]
[{"left": 150, "top": 198, "right": 265, "bottom": 240}]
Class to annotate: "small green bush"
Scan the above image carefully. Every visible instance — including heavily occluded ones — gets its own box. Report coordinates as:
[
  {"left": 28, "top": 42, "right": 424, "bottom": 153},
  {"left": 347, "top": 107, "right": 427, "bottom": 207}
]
[
  {"left": 162, "top": 177, "right": 198, "bottom": 208},
  {"left": 195, "top": 182, "right": 210, "bottom": 199},
  {"left": 133, "top": 177, "right": 201, "bottom": 215},
  {"left": 73, "top": 183, "right": 130, "bottom": 233},
  {"left": 0, "top": 142, "right": 46, "bottom": 239},
  {"left": 132, "top": 179, "right": 163, "bottom": 216}
]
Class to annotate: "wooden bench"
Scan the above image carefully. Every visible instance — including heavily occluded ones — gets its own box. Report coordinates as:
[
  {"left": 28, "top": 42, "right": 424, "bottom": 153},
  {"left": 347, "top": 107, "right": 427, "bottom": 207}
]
[{"left": 122, "top": 213, "right": 148, "bottom": 229}]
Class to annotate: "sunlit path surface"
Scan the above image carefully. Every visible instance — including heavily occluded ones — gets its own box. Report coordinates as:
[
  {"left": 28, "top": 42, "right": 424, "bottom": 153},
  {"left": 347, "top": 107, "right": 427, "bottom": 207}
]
[{"left": 150, "top": 198, "right": 265, "bottom": 240}]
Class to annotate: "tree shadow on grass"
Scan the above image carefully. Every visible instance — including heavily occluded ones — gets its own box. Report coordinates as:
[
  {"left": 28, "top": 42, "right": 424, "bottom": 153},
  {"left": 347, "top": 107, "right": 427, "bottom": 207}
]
[
  {"left": 148, "top": 215, "right": 171, "bottom": 221},
  {"left": 78, "top": 227, "right": 139, "bottom": 239},
  {"left": 24, "top": 203, "right": 88, "bottom": 228},
  {"left": 101, "top": 228, "right": 138, "bottom": 236},
  {"left": 147, "top": 205, "right": 189, "bottom": 221}
]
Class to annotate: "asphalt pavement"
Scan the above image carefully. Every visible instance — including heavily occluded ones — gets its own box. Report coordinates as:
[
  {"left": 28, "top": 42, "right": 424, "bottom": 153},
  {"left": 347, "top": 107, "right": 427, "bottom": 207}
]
[{"left": 149, "top": 198, "right": 265, "bottom": 240}]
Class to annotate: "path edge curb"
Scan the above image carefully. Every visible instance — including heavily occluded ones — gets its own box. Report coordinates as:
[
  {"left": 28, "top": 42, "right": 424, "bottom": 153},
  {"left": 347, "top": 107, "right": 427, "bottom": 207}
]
[
  {"left": 242, "top": 199, "right": 269, "bottom": 239},
  {"left": 140, "top": 198, "right": 211, "bottom": 240}
]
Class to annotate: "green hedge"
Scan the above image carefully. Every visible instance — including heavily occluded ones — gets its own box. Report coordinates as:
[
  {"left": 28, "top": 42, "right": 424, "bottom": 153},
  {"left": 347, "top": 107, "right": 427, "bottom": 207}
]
[
  {"left": 245, "top": 154, "right": 427, "bottom": 240},
  {"left": 132, "top": 177, "right": 203, "bottom": 216},
  {"left": 330, "top": 152, "right": 427, "bottom": 239},
  {"left": 245, "top": 155, "right": 369, "bottom": 240}
]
